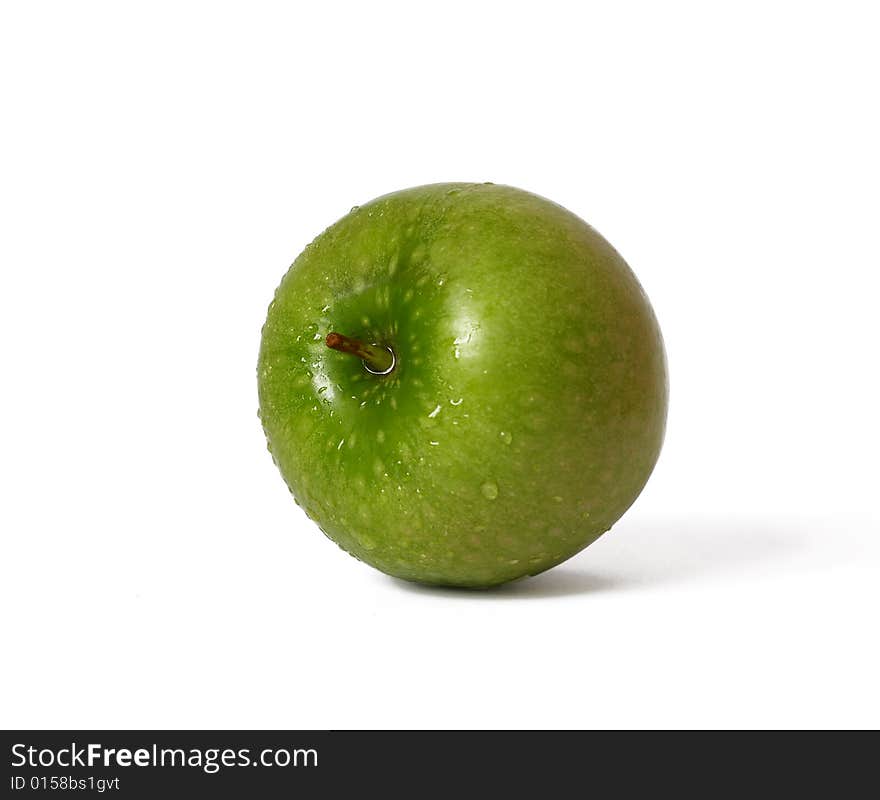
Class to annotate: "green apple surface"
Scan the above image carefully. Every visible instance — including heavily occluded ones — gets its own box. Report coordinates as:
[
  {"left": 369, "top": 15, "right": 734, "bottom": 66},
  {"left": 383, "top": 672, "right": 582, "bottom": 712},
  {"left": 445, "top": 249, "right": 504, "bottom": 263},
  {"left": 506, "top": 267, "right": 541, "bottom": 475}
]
[{"left": 258, "top": 183, "right": 667, "bottom": 587}]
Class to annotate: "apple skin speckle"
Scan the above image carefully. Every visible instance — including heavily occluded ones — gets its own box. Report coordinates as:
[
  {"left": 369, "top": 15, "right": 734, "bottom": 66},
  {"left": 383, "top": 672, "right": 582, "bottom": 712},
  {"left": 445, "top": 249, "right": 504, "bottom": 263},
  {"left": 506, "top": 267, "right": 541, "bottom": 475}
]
[{"left": 258, "top": 182, "right": 667, "bottom": 588}]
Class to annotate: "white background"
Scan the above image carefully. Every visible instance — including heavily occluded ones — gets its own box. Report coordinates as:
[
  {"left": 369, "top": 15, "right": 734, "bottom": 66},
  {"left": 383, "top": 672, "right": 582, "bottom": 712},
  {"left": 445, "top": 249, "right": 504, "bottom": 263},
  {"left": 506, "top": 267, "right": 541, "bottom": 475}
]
[{"left": 2, "top": 2, "right": 878, "bottom": 729}]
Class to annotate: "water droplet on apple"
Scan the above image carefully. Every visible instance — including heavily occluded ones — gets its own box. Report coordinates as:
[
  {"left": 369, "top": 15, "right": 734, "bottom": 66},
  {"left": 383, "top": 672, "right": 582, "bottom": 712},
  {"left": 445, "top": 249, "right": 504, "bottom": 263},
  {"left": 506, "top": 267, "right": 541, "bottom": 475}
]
[
  {"left": 450, "top": 398, "right": 463, "bottom": 406},
  {"left": 427, "top": 404, "right": 442, "bottom": 419},
  {"left": 350, "top": 205, "right": 360, "bottom": 213},
  {"left": 355, "top": 532, "right": 377, "bottom": 550},
  {"left": 481, "top": 481, "right": 499, "bottom": 500},
  {"left": 499, "top": 431, "right": 512, "bottom": 445}
]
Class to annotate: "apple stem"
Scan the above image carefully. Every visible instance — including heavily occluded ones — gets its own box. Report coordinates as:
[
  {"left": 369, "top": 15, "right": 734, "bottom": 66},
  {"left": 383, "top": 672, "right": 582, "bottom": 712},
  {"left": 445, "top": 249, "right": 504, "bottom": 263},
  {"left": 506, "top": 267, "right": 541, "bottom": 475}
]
[{"left": 325, "top": 332, "right": 395, "bottom": 375}]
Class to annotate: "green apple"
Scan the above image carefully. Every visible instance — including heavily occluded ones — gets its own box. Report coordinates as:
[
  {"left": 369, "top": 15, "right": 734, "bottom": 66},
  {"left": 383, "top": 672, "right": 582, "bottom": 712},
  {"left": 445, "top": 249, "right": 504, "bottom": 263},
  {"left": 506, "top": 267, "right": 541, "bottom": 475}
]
[{"left": 258, "top": 183, "right": 667, "bottom": 587}]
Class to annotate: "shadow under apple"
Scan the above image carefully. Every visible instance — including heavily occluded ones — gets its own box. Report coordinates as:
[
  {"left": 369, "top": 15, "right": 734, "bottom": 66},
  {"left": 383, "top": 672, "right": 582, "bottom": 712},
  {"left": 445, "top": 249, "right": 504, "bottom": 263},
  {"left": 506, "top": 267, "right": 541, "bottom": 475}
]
[{"left": 389, "top": 515, "right": 809, "bottom": 599}]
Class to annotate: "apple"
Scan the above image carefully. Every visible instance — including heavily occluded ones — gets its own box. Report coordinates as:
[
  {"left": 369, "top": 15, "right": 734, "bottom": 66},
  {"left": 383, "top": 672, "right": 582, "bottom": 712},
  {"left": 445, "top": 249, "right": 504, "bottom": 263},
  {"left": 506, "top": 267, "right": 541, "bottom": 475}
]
[{"left": 258, "top": 183, "right": 667, "bottom": 587}]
